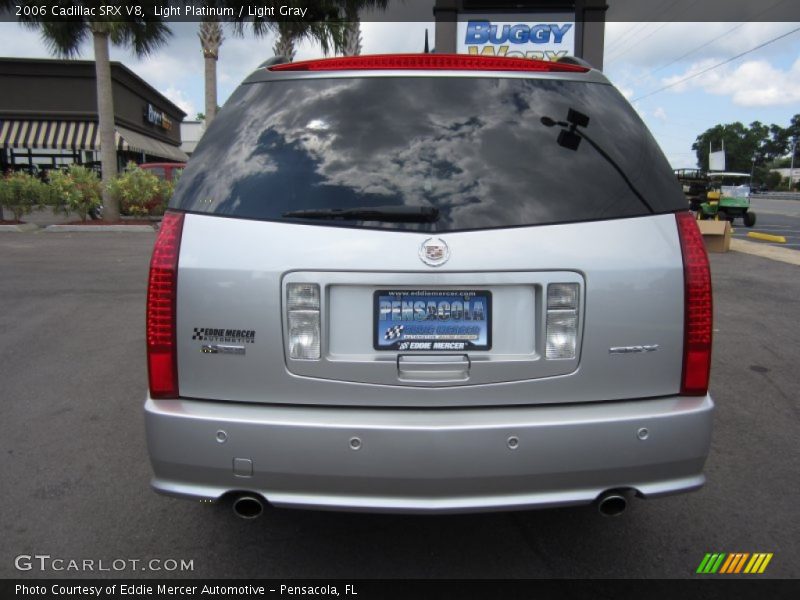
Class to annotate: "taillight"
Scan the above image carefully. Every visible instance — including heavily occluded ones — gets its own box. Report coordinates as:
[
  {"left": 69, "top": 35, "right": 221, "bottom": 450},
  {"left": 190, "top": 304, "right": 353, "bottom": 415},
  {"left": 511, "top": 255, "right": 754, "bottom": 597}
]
[
  {"left": 286, "top": 283, "right": 321, "bottom": 360},
  {"left": 545, "top": 283, "right": 579, "bottom": 359},
  {"left": 270, "top": 53, "right": 590, "bottom": 73},
  {"left": 676, "top": 212, "right": 712, "bottom": 395},
  {"left": 147, "top": 211, "right": 184, "bottom": 398}
]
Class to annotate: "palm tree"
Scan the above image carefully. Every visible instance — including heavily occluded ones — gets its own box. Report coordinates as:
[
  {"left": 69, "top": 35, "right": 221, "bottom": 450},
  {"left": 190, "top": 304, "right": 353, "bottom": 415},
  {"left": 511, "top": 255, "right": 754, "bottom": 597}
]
[
  {"left": 340, "top": 1, "right": 388, "bottom": 56},
  {"left": 198, "top": 19, "right": 224, "bottom": 125},
  {"left": 239, "top": 0, "right": 346, "bottom": 63},
  {"left": 271, "top": 22, "right": 298, "bottom": 62},
  {"left": 342, "top": 21, "right": 362, "bottom": 57},
  {"left": 271, "top": 19, "right": 347, "bottom": 63},
  {"left": 19, "top": 16, "right": 170, "bottom": 222},
  {"left": 198, "top": 2, "right": 347, "bottom": 128}
]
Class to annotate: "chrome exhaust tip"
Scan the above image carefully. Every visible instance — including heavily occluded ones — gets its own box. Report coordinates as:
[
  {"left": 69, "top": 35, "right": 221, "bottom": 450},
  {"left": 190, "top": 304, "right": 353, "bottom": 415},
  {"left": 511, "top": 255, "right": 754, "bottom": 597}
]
[
  {"left": 597, "top": 491, "right": 628, "bottom": 517},
  {"left": 232, "top": 495, "right": 265, "bottom": 520}
]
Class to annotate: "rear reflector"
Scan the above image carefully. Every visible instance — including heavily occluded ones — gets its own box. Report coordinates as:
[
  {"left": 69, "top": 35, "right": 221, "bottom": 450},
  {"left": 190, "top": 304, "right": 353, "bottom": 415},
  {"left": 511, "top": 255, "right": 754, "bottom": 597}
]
[
  {"left": 270, "top": 54, "right": 590, "bottom": 73},
  {"left": 676, "top": 212, "right": 713, "bottom": 396},
  {"left": 147, "top": 211, "right": 184, "bottom": 398}
]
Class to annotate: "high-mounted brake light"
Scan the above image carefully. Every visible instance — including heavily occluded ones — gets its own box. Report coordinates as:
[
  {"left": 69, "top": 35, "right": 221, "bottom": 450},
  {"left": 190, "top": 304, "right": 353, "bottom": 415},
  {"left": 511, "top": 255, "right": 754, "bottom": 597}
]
[
  {"left": 147, "top": 211, "right": 184, "bottom": 399},
  {"left": 269, "top": 53, "right": 590, "bottom": 73},
  {"left": 676, "top": 212, "right": 713, "bottom": 396}
]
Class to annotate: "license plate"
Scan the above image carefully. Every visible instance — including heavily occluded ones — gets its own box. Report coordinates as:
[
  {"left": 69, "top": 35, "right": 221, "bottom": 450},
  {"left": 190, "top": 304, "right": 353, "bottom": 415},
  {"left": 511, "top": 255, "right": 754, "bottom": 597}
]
[{"left": 373, "top": 290, "right": 492, "bottom": 351}]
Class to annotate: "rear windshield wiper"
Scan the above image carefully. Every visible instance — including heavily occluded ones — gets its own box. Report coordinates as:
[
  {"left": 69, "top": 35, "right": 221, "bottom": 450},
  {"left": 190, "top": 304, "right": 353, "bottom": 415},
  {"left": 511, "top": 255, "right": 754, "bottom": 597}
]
[{"left": 282, "top": 206, "right": 440, "bottom": 223}]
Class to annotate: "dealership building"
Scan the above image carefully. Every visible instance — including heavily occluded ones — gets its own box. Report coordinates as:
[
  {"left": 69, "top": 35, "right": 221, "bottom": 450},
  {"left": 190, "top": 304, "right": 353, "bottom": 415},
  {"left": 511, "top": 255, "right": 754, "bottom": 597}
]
[{"left": 0, "top": 57, "right": 188, "bottom": 177}]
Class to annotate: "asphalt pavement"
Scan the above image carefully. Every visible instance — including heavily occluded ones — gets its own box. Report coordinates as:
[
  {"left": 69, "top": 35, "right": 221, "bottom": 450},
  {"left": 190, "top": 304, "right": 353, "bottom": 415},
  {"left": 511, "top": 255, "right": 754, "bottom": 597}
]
[
  {"left": 731, "top": 196, "right": 800, "bottom": 248},
  {"left": 0, "top": 232, "right": 798, "bottom": 580}
]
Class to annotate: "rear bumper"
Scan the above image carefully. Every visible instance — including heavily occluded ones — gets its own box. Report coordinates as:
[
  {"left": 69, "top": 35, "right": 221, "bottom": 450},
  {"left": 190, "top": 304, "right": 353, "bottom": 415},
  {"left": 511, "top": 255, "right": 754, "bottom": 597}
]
[{"left": 144, "top": 394, "right": 714, "bottom": 513}]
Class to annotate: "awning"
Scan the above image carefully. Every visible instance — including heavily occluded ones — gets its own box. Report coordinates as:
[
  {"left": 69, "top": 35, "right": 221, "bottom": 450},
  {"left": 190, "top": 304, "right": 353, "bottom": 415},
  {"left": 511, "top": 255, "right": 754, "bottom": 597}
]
[
  {"left": 0, "top": 119, "right": 97, "bottom": 150},
  {"left": 115, "top": 125, "right": 189, "bottom": 162},
  {"left": 1, "top": 119, "right": 189, "bottom": 162}
]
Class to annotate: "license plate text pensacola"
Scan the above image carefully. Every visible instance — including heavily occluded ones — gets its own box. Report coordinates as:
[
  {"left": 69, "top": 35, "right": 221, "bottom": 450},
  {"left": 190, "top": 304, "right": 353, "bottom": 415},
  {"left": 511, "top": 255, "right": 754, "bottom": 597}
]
[{"left": 373, "top": 290, "right": 492, "bottom": 351}]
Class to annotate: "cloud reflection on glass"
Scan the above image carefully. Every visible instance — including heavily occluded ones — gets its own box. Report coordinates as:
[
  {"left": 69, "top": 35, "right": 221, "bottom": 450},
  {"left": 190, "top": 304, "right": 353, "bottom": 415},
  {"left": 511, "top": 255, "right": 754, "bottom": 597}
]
[{"left": 173, "top": 77, "right": 684, "bottom": 231}]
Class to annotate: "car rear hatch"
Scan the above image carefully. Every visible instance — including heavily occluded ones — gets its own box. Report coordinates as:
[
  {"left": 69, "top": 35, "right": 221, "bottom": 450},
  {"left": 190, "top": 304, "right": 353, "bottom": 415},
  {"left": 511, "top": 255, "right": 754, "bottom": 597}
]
[{"left": 162, "top": 55, "right": 694, "bottom": 408}]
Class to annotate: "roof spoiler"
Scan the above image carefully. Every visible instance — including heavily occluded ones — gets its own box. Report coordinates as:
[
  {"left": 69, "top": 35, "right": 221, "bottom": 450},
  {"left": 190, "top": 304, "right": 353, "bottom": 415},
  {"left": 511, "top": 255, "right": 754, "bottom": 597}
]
[
  {"left": 258, "top": 56, "right": 292, "bottom": 69},
  {"left": 557, "top": 56, "right": 595, "bottom": 70}
]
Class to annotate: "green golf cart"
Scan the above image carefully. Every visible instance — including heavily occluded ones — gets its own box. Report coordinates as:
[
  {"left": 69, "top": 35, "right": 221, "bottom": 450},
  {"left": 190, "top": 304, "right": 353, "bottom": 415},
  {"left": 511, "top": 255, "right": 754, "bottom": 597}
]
[{"left": 696, "top": 172, "right": 756, "bottom": 227}]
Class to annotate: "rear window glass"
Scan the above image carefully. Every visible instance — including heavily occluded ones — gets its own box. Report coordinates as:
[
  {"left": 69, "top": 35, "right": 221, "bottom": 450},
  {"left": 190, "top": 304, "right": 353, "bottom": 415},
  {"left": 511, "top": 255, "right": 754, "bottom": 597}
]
[{"left": 171, "top": 76, "right": 686, "bottom": 231}]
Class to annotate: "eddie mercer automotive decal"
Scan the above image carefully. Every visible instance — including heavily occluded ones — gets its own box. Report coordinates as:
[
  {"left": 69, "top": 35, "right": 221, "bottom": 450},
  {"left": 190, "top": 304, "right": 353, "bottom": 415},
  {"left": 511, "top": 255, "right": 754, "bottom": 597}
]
[{"left": 192, "top": 327, "right": 256, "bottom": 344}]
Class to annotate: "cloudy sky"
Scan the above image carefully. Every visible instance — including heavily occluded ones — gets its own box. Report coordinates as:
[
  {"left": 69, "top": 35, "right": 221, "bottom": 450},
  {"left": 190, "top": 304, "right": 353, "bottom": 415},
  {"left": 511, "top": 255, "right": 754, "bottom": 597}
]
[
  {"left": 0, "top": 19, "right": 798, "bottom": 168},
  {"left": 603, "top": 21, "right": 800, "bottom": 167}
]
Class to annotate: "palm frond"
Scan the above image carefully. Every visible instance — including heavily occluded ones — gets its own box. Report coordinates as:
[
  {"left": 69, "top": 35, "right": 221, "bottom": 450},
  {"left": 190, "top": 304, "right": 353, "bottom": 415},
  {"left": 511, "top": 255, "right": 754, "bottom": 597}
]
[
  {"left": 230, "top": 0, "right": 347, "bottom": 56},
  {"left": 342, "top": 0, "right": 390, "bottom": 19},
  {"left": 13, "top": 1, "right": 171, "bottom": 58},
  {"left": 111, "top": 20, "right": 172, "bottom": 57},
  {"left": 37, "top": 21, "right": 89, "bottom": 58}
]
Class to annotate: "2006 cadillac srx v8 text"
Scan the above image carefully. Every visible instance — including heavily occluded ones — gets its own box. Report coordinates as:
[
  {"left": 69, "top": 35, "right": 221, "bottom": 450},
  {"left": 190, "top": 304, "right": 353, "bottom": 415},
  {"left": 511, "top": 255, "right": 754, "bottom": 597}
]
[{"left": 144, "top": 54, "right": 714, "bottom": 518}]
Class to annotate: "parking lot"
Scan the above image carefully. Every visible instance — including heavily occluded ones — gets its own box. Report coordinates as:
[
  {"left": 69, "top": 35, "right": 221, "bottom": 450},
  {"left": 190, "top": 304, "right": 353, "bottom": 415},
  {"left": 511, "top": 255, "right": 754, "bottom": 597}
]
[
  {"left": 0, "top": 230, "right": 798, "bottom": 580},
  {"left": 731, "top": 196, "right": 800, "bottom": 248}
]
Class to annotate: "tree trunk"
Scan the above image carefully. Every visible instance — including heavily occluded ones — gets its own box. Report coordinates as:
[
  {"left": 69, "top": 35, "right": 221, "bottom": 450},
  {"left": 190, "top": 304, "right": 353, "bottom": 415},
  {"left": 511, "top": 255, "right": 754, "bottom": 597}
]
[
  {"left": 342, "top": 20, "right": 362, "bottom": 56},
  {"left": 92, "top": 31, "right": 119, "bottom": 222},
  {"left": 204, "top": 54, "right": 218, "bottom": 125},
  {"left": 273, "top": 35, "right": 296, "bottom": 62},
  {"left": 199, "top": 20, "right": 223, "bottom": 127}
]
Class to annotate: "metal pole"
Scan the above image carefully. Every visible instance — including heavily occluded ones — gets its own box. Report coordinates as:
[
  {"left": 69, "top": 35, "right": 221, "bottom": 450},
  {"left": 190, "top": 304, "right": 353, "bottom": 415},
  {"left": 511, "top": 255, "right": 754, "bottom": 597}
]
[{"left": 790, "top": 138, "right": 797, "bottom": 191}]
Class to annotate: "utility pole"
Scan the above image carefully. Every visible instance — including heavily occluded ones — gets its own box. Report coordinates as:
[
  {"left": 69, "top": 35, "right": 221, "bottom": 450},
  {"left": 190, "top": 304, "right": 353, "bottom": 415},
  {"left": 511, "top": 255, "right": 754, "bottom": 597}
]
[{"left": 790, "top": 137, "right": 797, "bottom": 191}]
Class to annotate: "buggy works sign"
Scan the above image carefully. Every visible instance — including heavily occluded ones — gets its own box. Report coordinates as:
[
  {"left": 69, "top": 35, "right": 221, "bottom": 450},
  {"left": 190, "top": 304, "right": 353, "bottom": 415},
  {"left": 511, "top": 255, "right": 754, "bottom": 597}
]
[{"left": 457, "top": 14, "right": 575, "bottom": 61}]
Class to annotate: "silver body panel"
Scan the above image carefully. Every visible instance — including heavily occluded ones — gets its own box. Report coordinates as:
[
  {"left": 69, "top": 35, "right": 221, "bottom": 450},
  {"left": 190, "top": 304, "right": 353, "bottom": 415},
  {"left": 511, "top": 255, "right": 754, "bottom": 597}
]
[
  {"left": 146, "top": 393, "right": 713, "bottom": 513},
  {"left": 176, "top": 212, "right": 685, "bottom": 407}
]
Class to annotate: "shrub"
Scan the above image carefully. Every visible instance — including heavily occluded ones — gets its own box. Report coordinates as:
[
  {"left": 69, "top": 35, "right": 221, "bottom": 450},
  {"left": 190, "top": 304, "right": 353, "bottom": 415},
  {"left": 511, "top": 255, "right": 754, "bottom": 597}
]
[
  {"left": 108, "top": 162, "right": 171, "bottom": 217},
  {"left": 48, "top": 165, "right": 102, "bottom": 222},
  {"left": 154, "top": 169, "right": 180, "bottom": 216},
  {"left": 0, "top": 171, "right": 48, "bottom": 222}
]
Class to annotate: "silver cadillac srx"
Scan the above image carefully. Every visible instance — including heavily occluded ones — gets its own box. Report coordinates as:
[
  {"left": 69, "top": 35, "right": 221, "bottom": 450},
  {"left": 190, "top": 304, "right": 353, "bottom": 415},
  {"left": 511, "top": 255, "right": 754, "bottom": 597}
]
[{"left": 144, "top": 54, "right": 714, "bottom": 518}]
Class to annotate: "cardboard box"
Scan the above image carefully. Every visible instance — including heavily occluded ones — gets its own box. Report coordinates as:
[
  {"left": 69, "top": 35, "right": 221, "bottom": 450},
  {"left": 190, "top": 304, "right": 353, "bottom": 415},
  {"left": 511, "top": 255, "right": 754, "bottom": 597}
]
[{"left": 696, "top": 219, "right": 731, "bottom": 253}]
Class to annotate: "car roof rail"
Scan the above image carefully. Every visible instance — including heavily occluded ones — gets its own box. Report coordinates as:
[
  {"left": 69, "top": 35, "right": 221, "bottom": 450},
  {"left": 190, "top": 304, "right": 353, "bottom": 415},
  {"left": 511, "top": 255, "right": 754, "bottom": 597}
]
[
  {"left": 557, "top": 56, "right": 594, "bottom": 69},
  {"left": 258, "top": 56, "right": 292, "bottom": 69}
]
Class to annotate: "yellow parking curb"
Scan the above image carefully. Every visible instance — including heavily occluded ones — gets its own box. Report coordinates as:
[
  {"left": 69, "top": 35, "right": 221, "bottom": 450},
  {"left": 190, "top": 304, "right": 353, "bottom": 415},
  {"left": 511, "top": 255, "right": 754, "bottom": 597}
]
[
  {"left": 747, "top": 232, "right": 787, "bottom": 243},
  {"left": 730, "top": 239, "right": 800, "bottom": 267}
]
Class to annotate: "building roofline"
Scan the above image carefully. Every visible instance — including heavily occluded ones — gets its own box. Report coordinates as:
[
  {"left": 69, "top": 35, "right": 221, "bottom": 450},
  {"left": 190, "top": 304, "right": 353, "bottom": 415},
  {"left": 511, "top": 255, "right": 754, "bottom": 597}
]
[{"left": 0, "top": 57, "right": 186, "bottom": 119}]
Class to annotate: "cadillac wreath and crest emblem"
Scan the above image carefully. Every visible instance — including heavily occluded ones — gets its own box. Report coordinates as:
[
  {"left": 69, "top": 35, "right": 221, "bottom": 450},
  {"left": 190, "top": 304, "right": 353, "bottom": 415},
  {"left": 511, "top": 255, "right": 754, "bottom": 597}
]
[{"left": 419, "top": 237, "right": 450, "bottom": 267}]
